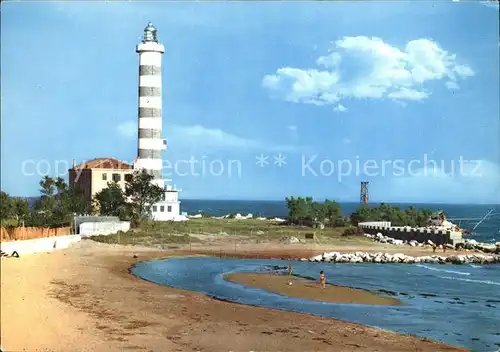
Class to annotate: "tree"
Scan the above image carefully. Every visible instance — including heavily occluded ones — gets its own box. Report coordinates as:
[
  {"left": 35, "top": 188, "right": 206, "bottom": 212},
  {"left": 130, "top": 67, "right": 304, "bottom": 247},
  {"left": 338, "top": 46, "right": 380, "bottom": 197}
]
[
  {"left": 0, "top": 191, "right": 16, "bottom": 221},
  {"left": 57, "top": 186, "right": 88, "bottom": 217},
  {"left": 13, "top": 198, "right": 29, "bottom": 223},
  {"left": 349, "top": 205, "right": 373, "bottom": 225},
  {"left": 349, "top": 203, "right": 433, "bottom": 227},
  {"left": 286, "top": 196, "right": 313, "bottom": 226},
  {"left": 124, "top": 169, "right": 164, "bottom": 223},
  {"left": 40, "top": 175, "right": 56, "bottom": 197},
  {"left": 93, "top": 182, "right": 126, "bottom": 217},
  {"left": 285, "top": 196, "right": 344, "bottom": 227},
  {"left": 34, "top": 175, "right": 58, "bottom": 225},
  {"left": 32, "top": 176, "right": 89, "bottom": 227},
  {"left": 311, "top": 201, "right": 327, "bottom": 224},
  {"left": 323, "top": 199, "right": 342, "bottom": 226},
  {"left": 1, "top": 192, "right": 31, "bottom": 227}
]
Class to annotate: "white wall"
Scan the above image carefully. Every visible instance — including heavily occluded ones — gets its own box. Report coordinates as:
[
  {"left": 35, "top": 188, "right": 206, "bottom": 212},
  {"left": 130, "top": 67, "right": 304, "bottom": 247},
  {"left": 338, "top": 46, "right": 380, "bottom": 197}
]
[
  {"left": 358, "top": 221, "right": 392, "bottom": 227},
  {"left": 0, "top": 235, "right": 82, "bottom": 256},
  {"left": 151, "top": 202, "right": 188, "bottom": 221},
  {"left": 79, "top": 221, "right": 130, "bottom": 237}
]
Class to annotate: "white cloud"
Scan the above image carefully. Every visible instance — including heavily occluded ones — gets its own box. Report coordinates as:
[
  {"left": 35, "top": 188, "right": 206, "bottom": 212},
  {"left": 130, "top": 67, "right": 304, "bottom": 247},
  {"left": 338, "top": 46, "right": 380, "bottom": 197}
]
[
  {"left": 333, "top": 104, "right": 348, "bottom": 112},
  {"left": 287, "top": 125, "right": 297, "bottom": 131},
  {"left": 343, "top": 137, "right": 352, "bottom": 144},
  {"left": 262, "top": 36, "right": 475, "bottom": 109},
  {"left": 116, "top": 121, "right": 302, "bottom": 152},
  {"left": 388, "top": 88, "right": 430, "bottom": 101}
]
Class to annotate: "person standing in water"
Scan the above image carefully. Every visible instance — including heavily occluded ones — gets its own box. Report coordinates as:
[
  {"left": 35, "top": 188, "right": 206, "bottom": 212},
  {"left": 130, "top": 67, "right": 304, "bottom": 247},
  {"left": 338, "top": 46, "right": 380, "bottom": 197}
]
[
  {"left": 319, "top": 271, "right": 326, "bottom": 289},
  {"left": 288, "top": 264, "right": 293, "bottom": 275}
]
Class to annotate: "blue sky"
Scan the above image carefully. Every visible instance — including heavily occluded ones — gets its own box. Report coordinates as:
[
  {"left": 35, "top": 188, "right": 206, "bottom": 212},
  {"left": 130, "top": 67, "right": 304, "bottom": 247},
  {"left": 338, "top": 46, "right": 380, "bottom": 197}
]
[{"left": 1, "top": 1, "right": 499, "bottom": 204}]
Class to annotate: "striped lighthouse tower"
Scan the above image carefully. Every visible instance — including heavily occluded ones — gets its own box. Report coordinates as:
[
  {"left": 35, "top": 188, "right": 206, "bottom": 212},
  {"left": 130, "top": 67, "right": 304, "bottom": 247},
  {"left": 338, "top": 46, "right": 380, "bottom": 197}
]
[{"left": 134, "top": 22, "right": 183, "bottom": 221}]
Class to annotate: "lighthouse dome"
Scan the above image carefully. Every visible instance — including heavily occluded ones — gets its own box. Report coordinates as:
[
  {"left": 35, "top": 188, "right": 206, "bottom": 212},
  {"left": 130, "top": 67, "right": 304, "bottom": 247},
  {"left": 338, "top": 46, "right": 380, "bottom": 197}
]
[{"left": 143, "top": 22, "right": 158, "bottom": 43}]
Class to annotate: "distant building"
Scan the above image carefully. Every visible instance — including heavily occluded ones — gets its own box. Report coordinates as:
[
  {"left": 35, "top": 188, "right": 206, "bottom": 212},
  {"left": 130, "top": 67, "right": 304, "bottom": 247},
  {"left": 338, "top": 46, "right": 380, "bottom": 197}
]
[{"left": 68, "top": 157, "right": 133, "bottom": 209}]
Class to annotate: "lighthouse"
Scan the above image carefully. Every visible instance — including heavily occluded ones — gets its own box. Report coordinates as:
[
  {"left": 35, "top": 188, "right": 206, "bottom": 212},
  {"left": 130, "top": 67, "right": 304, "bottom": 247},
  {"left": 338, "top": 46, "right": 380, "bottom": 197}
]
[{"left": 134, "top": 22, "right": 183, "bottom": 221}]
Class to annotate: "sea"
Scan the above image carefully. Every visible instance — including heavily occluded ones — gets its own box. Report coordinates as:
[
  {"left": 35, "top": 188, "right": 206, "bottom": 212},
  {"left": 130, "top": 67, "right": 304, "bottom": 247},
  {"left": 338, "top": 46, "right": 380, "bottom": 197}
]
[
  {"left": 180, "top": 200, "right": 500, "bottom": 244},
  {"left": 132, "top": 257, "right": 500, "bottom": 352}
]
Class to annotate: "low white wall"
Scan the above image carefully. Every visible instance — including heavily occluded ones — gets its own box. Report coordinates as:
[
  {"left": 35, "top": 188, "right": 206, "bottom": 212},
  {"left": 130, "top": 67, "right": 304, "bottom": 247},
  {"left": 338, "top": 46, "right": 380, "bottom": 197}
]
[
  {"left": 0, "top": 235, "right": 82, "bottom": 256},
  {"left": 358, "top": 221, "right": 392, "bottom": 227},
  {"left": 79, "top": 221, "right": 130, "bottom": 237}
]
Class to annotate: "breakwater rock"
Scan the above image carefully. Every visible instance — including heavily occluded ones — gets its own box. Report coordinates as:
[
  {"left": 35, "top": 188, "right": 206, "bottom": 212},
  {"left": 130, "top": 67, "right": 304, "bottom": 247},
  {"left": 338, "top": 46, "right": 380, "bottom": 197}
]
[
  {"left": 301, "top": 252, "right": 500, "bottom": 265},
  {"left": 365, "top": 233, "right": 500, "bottom": 254},
  {"left": 365, "top": 232, "right": 425, "bottom": 246},
  {"left": 460, "top": 239, "right": 500, "bottom": 254}
]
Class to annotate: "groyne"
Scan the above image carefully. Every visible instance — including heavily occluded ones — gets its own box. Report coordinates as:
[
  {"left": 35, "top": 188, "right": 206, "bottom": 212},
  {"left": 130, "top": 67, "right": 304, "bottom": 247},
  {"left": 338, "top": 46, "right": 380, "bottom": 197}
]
[
  {"left": 358, "top": 221, "right": 464, "bottom": 246},
  {"left": 302, "top": 251, "right": 500, "bottom": 265}
]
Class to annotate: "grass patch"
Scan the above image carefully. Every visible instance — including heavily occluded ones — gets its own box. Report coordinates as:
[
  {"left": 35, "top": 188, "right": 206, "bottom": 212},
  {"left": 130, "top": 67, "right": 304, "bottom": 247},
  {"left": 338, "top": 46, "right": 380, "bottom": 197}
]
[
  {"left": 90, "top": 218, "right": 369, "bottom": 247},
  {"left": 91, "top": 232, "right": 199, "bottom": 246}
]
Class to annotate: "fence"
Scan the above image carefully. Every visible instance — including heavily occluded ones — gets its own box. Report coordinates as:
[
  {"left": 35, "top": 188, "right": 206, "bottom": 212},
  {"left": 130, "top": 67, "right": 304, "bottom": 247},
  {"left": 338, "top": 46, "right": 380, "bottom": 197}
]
[{"left": 0, "top": 226, "right": 72, "bottom": 242}]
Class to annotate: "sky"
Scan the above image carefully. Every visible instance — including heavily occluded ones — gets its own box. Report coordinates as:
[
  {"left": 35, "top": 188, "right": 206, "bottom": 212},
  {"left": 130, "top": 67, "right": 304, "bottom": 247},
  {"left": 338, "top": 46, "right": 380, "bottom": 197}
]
[{"left": 1, "top": 1, "right": 499, "bottom": 204}]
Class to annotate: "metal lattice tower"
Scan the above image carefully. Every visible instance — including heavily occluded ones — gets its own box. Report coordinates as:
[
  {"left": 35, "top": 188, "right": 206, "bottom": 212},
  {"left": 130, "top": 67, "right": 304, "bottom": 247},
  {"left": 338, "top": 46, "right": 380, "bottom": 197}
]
[{"left": 360, "top": 181, "right": 369, "bottom": 205}]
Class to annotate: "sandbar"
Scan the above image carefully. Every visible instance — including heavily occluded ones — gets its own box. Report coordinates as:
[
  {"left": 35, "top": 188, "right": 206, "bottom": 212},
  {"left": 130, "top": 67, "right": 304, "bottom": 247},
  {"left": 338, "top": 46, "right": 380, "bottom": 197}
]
[{"left": 225, "top": 272, "right": 401, "bottom": 305}]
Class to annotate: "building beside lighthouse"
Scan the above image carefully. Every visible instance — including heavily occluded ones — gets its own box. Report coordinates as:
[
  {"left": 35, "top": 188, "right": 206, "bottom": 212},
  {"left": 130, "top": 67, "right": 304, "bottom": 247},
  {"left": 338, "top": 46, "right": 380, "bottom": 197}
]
[
  {"left": 68, "top": 23, "right": 185, "bottom": 221},
  {"left": 134, "top": 22, "right": 183, "bottom": 221}
]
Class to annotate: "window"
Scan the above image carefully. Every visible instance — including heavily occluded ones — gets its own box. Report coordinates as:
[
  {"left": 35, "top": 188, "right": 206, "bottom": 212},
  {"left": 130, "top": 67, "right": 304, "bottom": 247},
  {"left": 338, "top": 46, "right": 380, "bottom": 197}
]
[
  {"left": 112, "top": 173, "right": 121, "bottom": 182},
  {"left": 102, "top": 173, "right": 107, "bottom": 181},
  {"left": 160, "top": 206, "right": 165, "bottom": 212},
  {"left": 125, "top": 174, "right": 132, "bottom": 182},
  {"left": 153, "top": 205, "right": 157, "bottom": 212},
  {"left": 167, "top": 206, "right": 172, "bottom": 212}
]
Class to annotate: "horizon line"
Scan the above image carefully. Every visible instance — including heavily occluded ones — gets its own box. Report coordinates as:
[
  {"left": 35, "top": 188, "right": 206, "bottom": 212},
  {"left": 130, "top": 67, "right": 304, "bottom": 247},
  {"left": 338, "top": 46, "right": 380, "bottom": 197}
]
[{"left": 16, "top": 195, "right": 500, "bottom": 206}]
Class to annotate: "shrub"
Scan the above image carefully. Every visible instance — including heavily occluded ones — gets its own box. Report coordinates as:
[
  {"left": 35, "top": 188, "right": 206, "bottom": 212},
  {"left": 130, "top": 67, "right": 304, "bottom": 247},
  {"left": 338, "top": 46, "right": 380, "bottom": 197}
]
[{"left": 342, "top": 226, "right": 365, "bottom": 237}]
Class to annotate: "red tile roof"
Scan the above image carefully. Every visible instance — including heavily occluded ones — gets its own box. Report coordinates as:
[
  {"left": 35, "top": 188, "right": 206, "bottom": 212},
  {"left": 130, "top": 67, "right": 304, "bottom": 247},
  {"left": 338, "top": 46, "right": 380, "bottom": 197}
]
[{"left": 73, "top": 158, "right": 133, "bottom": 170}]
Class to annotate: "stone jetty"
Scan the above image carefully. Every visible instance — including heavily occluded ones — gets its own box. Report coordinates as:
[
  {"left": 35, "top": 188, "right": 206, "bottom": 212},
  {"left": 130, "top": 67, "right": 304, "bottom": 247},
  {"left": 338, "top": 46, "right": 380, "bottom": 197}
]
[{"left": 301, "top": 251, "right": 500, "bottom": 265}]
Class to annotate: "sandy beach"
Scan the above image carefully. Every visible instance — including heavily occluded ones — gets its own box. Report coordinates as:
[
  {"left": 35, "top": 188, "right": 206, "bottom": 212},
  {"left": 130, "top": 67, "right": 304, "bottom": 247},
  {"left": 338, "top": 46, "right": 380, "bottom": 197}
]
[
  {"left": 1, "top": 240, "right": 467, "bottom": 352},
  {"left": 225, "top": 273, "right": 401, "bottom": 306}
]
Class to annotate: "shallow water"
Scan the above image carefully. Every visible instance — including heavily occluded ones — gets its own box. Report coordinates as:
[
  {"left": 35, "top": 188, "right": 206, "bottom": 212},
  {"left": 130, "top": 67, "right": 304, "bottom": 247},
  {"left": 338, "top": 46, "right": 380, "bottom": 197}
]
[{"left": 132, "top": 257, "right": 500, "bottom": 352}]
